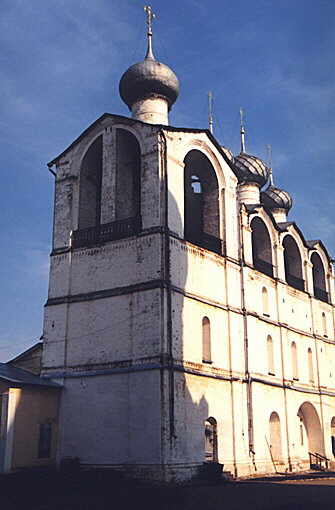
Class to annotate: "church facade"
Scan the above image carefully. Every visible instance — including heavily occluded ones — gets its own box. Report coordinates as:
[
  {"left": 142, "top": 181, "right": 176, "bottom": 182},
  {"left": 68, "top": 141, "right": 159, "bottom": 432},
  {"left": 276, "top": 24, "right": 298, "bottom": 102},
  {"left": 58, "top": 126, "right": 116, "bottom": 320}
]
[{"left": 1, "top": 7, "right": 335, "bottom": 482}]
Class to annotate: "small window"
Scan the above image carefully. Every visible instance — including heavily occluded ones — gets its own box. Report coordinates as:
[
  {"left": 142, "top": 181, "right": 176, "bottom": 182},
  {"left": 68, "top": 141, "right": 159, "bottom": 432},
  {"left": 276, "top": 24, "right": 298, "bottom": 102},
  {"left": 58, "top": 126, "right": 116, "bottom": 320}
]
[
  {"left": 267, "top": 335, "right": 275, "bottom": 375},
  {"left": 262, "top": 287, "right": 269, "bottom": 316},
  {"left": 308, "top": 348, "right": 314, "bottom": 384},
  {"left": 202, "top": 317, "right": 211, "bottom": 363},
  {"left": 322, "top": 313, "right": 327, "bottom": 337},
  {"left": 38, "top": 423, "right": 52, "bottom": 459},
  {"left": 291, "top": 341, "right": 298, "bottom": 380}
]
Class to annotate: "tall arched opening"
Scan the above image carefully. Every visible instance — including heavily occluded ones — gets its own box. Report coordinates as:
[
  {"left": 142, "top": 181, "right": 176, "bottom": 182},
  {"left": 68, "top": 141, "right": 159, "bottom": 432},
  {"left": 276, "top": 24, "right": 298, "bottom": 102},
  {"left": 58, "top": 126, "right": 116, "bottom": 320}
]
[
  {"left": 283, "top": 235, "right": 304, "bottom": 291},
  {"left": 184, "top": 150, "right": 221, "bottom": 254},
  {"left": 269, "top": 412, "right": 282, "bottom": 462},
  {"left": 78, "top": 135, "right": 103, "bottom": 229},
  {"left": 251, "top": 217, "right": 273, "bottom": 277},
  {"left": 297, "top": 402, "right": 324, "bottom": 458},
  {"left": 204, "top": 417, "right": 218, "bottom": 462},
  {"left": 311, "top": 252, "right": 328, "bottom": 302},
  {"left": 115, "top": 128, "right": 141, "bottom": 220}
]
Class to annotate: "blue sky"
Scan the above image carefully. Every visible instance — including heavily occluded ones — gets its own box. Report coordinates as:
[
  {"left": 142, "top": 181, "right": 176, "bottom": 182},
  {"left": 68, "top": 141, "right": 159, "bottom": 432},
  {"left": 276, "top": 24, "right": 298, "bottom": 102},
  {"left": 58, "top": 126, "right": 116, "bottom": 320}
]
[{"left": 1, "top": 0, "right": 334, "bottom": 360}]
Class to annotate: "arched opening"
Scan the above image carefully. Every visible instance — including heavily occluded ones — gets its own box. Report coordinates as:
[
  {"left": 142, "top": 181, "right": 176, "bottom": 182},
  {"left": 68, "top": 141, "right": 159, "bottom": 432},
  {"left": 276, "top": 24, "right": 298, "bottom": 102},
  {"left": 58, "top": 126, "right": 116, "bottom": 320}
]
[
  {"left": 331, "top": 417, "right": 335, "bottom": 457},
  {"left": 297, "top": 402, "right": 324, "bottom": 459},
  {"left": 262, "top": 287, "right": 269, "bottom": 316},
  {"left": 308, "top": 348, "right": 314, "bottom": 384},
  {"left": 291, "top": 341, "right": 298, "bottom": 380},
  {"left": 267, "top": 335, "right": 275, "bottom": 375},
  {"left": 283, "top": 235, "right": 304, "bottom": 291},
  {"left": 115, "top": 129, "right": 141, "bottom": 220},
  {"left": 202, "top": 317, "right": 211, "bottom": 364},
  {"left": 204, "top": 417, "right": 218, "bottom": 462},
  {"left": 269, "top": 412, "right": 282, "bottom": 462},
  {"left": 322, "top": 312, "right": 328, "bottom": 338},
  {"left": 251, "top": 217, "right": 273, "bottom": 277},
  {"left": 78, "top": 135, "right": 103, "bottom": 229},
  {"left": 311, "top": 252, "right": 328, "bottom": 302},
  {"left": 184, "top": 150, "right": 221, "bottom": 254}
]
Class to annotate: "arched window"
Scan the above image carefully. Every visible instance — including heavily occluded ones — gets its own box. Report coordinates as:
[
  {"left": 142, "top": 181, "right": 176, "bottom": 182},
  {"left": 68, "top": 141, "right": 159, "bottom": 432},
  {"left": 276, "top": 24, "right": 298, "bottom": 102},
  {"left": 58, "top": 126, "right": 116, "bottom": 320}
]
[
  {"left": 115, "top": 129, "right": 141, "bottom": 220},
  {"left": 251, "top": 217, "right": 273, "bottom": 277},
  {"left": 283, "top": 235, "right": 304, "bottom": 291},
  {"left": 184, "top": 150, "right": 221, "bottom": 254},
  {"left": 202, "top": 317, "right": 211, "bottom": 363},
  {"left": 262, "top": 287, "right": 269, "bottom": 316},
  {"left": 311, "top": 252, "right": 328, "bottom": 302},
  {"left": 322, "top": 312, "right": 327, "bottom": 337},
  {"left": 78, "top": 135, "right": 103, "bottom": 229},
  {"left": 291, "top": 341, "right": 298, "bottom": 380},
  {"left": 269, "top": 412, "right": 282, "bottom": 461},
  {"left": 331, "top": 417, "right": 335, "bottom": 457},
  {"left": 205, "top": 417, "right": 218, "bottom": 462},
  {"left": 267, "top": 335, "right": 275, "bottom": 375},
  {"left": 308, "top": 348, "right": 314, "bottom": 384}
]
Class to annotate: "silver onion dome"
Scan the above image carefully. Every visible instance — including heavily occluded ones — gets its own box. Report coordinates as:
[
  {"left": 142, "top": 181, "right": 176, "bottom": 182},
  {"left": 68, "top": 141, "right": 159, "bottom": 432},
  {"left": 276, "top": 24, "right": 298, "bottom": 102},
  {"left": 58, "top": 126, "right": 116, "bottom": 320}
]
[
  {"left": 119, "top": 6, "right": 179, "bottom": 112},
  {"left": 119, "top": 57, "right": 179, "bottom": 111},
  {"left": 234, "top": 153, "right": 270, "bottom": 187},
  {"left": 261, "top": 185, "right": 293, "bottom": 211}
]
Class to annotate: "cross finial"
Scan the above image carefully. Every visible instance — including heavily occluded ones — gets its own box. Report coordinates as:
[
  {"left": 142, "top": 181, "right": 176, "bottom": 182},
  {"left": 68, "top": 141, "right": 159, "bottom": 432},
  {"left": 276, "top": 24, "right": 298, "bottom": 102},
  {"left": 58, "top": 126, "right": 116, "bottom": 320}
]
[
  {"left": 144, "top": 5, "right": 156, "bottom": 59},
  {"left": 266, "top": 144, "right": 274, "bottom": 185},
  {"left": 239, "top": 107, "right": 246, "bottom": 153},
  {"left": 144, "top": 5, "right": 155, "bottom": 35}
]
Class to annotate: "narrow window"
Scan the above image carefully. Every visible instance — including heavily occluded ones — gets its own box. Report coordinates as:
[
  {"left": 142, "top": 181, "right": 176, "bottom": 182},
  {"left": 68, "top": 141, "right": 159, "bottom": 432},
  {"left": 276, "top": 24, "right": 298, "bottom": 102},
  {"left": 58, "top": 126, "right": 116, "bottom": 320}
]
[
  {"left": 38, "top": 423, "right": 52, "bottom": 459},
  {"left": 322, "top": 312, "right": 327, "bottom": 337},
  {"left": 291, "top": 341, "right": 298, "bottom": 380},
  {"left": 251, "top": 217, "right": 273, "bottom": 277},
  {"left": 262, "top": 287, "right": 269, "bottom": 316},
  {"left": 308, "top": 348, "right": 314, "bottom": 384},
  {"left": 267, "top": 335, "right": 275, "bottom": 375},
  {"left": 202, "top": 317, "right": 211, "bottom": 363}
]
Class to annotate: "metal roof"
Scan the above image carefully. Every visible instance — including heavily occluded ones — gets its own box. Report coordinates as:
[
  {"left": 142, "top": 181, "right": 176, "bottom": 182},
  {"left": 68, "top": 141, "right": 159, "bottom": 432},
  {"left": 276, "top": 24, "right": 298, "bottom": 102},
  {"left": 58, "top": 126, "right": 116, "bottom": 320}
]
[{"left": 0, "top": 363, "right": 61, "bottom": 388}]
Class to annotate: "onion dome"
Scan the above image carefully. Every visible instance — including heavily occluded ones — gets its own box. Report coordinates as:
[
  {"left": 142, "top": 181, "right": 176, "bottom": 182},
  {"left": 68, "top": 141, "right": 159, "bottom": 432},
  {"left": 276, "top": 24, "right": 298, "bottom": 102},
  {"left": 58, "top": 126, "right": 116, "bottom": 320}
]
[
  {"left": 119, "top": 6, "right": 179, "bottom": 112},
  {"left": 119, "top": 57, "right": 179, "bottom": 111},
  {"left": 261, "top": 185, "right": 293, "bottom": 212},
  {"left": 234, "top": 153, "right": 270, "bottom": 187}
]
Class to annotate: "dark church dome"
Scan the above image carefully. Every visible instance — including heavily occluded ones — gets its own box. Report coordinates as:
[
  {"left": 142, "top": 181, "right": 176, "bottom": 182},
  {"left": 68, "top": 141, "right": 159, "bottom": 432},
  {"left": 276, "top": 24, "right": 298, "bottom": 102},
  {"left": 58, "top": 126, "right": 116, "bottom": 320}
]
[
  {"left": 234, "top": 153, "right": 270, "bottom": 187},
  {"left": 119, "top": 55, "right": 179, "bottom": 111},
  {"left": 261, "top": 185, "right": 293, "bottom": 211}
]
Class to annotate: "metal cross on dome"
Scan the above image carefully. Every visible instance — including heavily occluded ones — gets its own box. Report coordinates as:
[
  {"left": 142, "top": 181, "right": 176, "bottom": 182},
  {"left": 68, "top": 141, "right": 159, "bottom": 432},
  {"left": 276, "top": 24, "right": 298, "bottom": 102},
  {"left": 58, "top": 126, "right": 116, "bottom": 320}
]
[{"left": 144, "top": 5, "right": 156, "bottom": 35}]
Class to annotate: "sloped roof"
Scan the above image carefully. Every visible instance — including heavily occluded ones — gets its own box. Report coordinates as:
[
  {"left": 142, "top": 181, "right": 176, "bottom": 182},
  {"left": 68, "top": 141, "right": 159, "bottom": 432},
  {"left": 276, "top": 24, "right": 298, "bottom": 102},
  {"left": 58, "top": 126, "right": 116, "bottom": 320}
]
[
  {"left": 7, "top": 342, "right": 42, "bottom": 364},
  {"left": 0, "top": 363, "right": 61, "bottom": 388}
]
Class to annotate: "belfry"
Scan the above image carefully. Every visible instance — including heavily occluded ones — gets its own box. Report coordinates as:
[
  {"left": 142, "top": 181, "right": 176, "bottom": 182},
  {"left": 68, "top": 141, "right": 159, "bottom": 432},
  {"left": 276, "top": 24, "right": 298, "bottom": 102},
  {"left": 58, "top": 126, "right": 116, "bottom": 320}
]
[{"left": 1, "top": 6, "right": 335, "bottom": 483}]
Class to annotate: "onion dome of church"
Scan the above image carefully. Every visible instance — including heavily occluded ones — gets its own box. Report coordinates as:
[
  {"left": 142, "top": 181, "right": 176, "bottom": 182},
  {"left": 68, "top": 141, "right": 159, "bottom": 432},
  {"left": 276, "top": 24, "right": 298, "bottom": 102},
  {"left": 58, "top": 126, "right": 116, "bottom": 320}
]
[
  {"left": 261, "top": 185, "right": 293, "bottom": 212},
  {"left": 119, "top": 58, "right": 179, "bottom": 111},
  {"left": 119, "top": 7, "right": 179, "bottom": 111},
  {"left": 234, "top": 153, "right": 270, "bottom": 187}
]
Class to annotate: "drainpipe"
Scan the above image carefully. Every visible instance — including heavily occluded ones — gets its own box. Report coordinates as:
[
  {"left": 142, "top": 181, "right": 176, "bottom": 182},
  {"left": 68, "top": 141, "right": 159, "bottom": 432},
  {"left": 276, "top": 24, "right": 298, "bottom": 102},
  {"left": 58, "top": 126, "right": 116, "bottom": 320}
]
[
  {"left": 274, "top": 243, "right": 293, "bottom": 471},
  {"left": 238, "top": 204, "right": 256, "bottom": 467}
]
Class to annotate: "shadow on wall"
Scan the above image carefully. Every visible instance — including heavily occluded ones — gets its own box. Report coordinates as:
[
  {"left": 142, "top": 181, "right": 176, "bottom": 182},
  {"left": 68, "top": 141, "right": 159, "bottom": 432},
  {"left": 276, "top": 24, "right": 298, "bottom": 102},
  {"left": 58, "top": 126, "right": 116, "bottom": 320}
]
[{"left": 165, "top": 188, "right": 218, "bottom": 479}]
